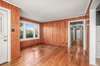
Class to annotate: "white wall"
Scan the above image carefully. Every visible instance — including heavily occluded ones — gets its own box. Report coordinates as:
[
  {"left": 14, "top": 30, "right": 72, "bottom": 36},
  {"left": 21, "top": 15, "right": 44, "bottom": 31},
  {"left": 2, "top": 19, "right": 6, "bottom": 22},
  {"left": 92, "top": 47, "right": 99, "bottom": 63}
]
[
  {"left": 96, "top": 26, "right": 100, "bottom": 58},
  {"left": 89, "top": 0, "right": 100, "bottom": 65},
  {"left": 89, "top": 9, "right": 96, "bottom": 65}
]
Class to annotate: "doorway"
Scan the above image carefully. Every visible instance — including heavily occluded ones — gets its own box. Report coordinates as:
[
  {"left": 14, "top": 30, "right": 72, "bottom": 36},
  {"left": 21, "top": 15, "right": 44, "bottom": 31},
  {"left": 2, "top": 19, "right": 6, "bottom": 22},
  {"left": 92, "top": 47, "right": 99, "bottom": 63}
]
[
  {"left": 0, "top": 7, "right": 11, "bottom": 64},
  {"left": 70, "top": 22, "right": 83, "bottom": 48},
  {"left": 68, "top": 20, "right": 86, "bottom": 50}
]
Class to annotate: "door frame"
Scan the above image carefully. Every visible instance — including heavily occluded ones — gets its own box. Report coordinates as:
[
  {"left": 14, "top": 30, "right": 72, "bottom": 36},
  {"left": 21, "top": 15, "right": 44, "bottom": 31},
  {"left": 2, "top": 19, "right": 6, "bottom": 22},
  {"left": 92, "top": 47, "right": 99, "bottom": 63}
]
[
  {"left": 0, "top": 6, "right": 11, "bottom": 62},
  {"left": 68, "top": 19, "right": 86, "bottom": 50},
  {"left": 89, "top": 0, "right": 100, "bottom": 65}
]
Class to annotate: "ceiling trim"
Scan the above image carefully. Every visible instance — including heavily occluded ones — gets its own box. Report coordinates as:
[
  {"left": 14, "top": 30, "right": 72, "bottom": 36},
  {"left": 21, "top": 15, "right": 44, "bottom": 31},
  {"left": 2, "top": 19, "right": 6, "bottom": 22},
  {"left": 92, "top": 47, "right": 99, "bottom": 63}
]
[
  {"left": 67, "top": 16, "right": 89, "bottom": 21},
  {"left": 41, "top": 16, "right": 89, "bottom": 24},
  {"left": 20, "top": 17, "right": 41, "bottom": 24},
  {"left": 85, "top": 0, "right": 93, "bottom": 15},
  {"left": 3, "top": 0, "right": 20, "bottom": 9},
  {"left": 41, "top": 19, "right": 67, "bottom": 23}
]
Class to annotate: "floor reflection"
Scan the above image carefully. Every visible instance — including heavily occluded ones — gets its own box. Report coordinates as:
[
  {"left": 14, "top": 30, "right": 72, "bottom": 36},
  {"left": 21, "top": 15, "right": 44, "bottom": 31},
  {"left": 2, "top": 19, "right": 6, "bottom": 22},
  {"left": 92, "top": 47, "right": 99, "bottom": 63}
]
[{"left": 1, "top": 44, "right": 89, "bottom": 66}]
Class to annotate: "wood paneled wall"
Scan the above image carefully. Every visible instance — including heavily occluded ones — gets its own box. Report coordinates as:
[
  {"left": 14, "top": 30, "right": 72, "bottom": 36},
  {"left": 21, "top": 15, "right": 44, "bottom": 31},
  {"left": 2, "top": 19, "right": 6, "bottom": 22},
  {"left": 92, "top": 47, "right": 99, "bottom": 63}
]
[
  {"left": 40, "top": 20, "right": 68, "bottom": 47},
  {"left": 20, "top": 39, "right": 41, "bottom": 49},
  {"left": 40, "top": 16, "right": 89, "bottom": 47},
  {"left": 0, "top": 0, "right": 21, "bottom": 60}
]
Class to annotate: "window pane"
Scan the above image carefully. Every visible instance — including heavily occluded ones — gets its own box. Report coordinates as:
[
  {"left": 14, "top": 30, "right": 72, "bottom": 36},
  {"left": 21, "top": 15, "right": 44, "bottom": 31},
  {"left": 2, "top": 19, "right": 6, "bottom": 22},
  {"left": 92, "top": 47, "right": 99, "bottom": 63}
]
[
  {"left": 25, "top": 24, "right": 34, "bottom": 38},
  {"left": 35, "top": 30, "right": 38, "bottom": 37},
  {"left": 20, "top": 23, "right": 24, "bottom": 39},
  {"left": 34, "top": 24, "right": 39, "bottom": 38}
]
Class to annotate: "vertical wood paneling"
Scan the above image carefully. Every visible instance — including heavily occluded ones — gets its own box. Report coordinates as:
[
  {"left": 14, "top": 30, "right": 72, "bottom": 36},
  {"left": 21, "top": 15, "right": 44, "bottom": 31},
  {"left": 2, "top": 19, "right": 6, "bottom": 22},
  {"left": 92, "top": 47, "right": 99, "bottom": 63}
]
[
  {"left": 86, "top": 19, "right": 89, "bottom": 51},
  {"left": 41, "top": 20, "right": 68, "bottom": 47},
  {"left": 0, "top": 0, "right": 21, "bottom": 61},
  {"left": 20, "top": 39, "right": 41, "bottom": 49},
  {"left": 40, "top": 16, "right": 89, "bottom": 47}
]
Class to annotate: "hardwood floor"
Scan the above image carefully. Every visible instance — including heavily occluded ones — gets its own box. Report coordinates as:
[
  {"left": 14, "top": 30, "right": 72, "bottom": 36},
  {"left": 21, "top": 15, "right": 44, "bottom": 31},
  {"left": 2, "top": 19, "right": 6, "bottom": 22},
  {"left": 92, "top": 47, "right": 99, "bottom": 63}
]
[
  {"left": 0, "top": 45, "right": 89, "bottom": 66},
  {"left": 96, "top": 58, "right": 100, "bottom": 66}
]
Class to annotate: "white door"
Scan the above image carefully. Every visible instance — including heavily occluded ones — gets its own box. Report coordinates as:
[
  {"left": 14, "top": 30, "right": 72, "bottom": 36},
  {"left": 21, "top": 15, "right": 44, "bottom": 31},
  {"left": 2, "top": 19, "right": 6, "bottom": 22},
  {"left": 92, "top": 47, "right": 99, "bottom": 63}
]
[{"left": 0, "top": 9, "right": 8, "bottom": 64}]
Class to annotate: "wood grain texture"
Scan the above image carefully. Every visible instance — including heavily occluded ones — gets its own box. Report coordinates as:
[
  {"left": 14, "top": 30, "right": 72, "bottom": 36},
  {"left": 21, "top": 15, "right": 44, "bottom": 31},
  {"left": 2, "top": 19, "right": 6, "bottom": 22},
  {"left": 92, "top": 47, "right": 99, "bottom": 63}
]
[
  {"left": 40, "top": 20, "right": 68, "bottom": 47},
  {"left": 96, "top": 58, "right": 100, "bottom": 66},
  {"left": 0, "top": 0, "right": 21, "bottom": 61},
  {"left": 40, "top": 16, "right": 88, "bottom": 47},
  {"left": 20, "top": 17, "right": 40, "bottom": 24},
  {"left": 85, "top": 19, "right": 90, "bottom": 52},
  {"left": 1, "top": 45, "right": 89, "bottom": 66},
  {"left": 20, "top": 39, "right": 41, "bottom": 49}
]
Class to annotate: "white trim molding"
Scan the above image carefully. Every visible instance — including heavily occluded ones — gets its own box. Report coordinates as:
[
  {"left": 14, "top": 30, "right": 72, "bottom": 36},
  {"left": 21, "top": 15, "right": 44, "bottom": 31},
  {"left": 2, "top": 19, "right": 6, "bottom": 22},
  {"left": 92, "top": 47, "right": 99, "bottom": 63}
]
[
  {"left": 68, "top": 19, "right": 86, "bottom": 50},
  {"left": 89, "top": 9, "right": 96, "bottom": 65},
  {"left": 20, "top": 21, "right": 40, "bottom": 41},
  {"left": 89, "top": 0, "right": 100, "bottom": 65}
]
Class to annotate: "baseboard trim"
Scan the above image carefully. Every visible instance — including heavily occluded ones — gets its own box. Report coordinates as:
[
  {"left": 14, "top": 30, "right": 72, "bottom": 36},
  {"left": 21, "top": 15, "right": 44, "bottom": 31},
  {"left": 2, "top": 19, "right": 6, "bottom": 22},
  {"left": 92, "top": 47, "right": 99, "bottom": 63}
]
[
  {"left": 41, "top": 43, "right": 67, "bottom": 48},
  {"left": 90, "top": 64, "right": 97, "bottom": 66},
  {"left": 21, "top": 43, "right": 41, "bottom": 50}
]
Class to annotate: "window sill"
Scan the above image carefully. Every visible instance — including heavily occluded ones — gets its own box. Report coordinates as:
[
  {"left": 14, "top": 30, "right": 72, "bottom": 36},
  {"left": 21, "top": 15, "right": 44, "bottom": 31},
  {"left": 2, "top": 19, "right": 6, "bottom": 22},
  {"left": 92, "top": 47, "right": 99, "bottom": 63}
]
[{"left": 20, "top": 38, "right": 40, "bottom": 41}]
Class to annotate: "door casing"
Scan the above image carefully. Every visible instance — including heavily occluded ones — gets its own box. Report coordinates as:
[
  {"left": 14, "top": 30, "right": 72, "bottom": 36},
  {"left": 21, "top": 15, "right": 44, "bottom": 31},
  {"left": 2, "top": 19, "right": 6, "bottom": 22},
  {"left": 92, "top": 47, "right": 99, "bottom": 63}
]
[{"left": 68, "top": 19, "right": 86, "bottom": 50}]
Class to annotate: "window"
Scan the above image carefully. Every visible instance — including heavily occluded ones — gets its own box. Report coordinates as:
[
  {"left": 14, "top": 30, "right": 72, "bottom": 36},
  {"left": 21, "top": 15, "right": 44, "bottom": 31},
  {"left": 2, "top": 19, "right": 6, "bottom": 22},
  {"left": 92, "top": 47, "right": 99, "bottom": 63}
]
[
  {"left": 20, "top": 23, "right": 24, "bottom": 39},
  {"left": 25, "top": 23, "right": 34, "bottom": 38},
  {"left": 20, "top": 21, "right": 40, "bottom": 41}
]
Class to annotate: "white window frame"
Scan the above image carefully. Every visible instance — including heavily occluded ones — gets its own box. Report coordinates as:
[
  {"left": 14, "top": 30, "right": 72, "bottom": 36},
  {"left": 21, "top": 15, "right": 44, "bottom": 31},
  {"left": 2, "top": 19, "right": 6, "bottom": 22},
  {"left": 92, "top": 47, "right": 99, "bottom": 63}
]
[{"left": 20, "top": 21, "right": 40, "bottom": 41}]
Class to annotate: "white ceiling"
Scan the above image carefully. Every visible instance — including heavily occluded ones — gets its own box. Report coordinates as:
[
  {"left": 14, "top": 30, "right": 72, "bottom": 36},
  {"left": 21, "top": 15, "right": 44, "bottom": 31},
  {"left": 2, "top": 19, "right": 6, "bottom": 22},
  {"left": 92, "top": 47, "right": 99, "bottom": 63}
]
[{"left": 5, "top": 0, "right": 90, "bottom": 22}]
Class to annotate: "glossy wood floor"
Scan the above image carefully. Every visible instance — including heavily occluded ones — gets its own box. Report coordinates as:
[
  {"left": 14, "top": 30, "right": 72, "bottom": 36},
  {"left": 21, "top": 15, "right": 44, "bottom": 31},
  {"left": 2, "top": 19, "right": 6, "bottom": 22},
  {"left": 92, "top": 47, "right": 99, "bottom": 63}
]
[
  {"left": 0, "top": 44, "right": 89, "bottom": 66},
  {"left": 96, "top": 58, "right": 100, "bottom": 66}
]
